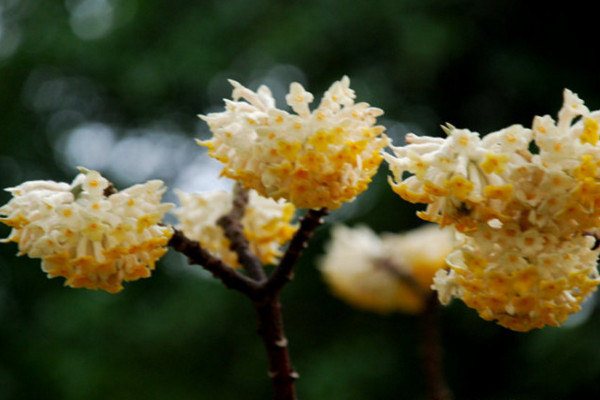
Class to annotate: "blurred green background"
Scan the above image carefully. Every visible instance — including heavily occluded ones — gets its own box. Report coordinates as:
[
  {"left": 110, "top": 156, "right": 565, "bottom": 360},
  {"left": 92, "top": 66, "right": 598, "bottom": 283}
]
[{"left": 2, "top": 1, "right": 600, "bottom": 399}]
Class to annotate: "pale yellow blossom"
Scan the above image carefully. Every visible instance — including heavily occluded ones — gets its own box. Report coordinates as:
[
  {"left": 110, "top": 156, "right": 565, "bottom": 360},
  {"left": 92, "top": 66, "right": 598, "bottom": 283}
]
[
  {"left": 387, "top": 89, "right": 600, "bottom": 331},
  {"left": 199, "top": 77, "right": 388, "bottom": 210},
  {"left": 320, "top": 224, "right": 453, "bottom": 314},
  {"left": 0, "top": 168, "right": 173, "bottom": 293}
]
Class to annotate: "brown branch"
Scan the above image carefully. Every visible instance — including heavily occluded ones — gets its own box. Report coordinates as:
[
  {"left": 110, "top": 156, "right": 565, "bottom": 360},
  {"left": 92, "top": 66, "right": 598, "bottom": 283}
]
[
  {"left": 169, "top": 202, "right": 329, "bottom": 400},
  {"left": 419, "top": 295, "right": 452, "bottom": 400},
  {"left": 264, "top": 207, "right": 329, "bottom": 294},
  {"left": 217, "top": 184, "right": 266, "bottom": 281},
  {"left": 167, "top": 228, "right": 260, "bottom": 297},
  {"left": 252, "top": 207, "right": 328, "bottom": 400},
  {"left": 255, "top": 297, "right": 299, "bottom": 400}
]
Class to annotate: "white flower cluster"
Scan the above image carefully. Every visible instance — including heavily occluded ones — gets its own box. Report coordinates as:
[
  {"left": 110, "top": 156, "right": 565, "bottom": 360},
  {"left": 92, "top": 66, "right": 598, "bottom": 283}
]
[
  {"left": 320, "top": 224, "right": 453, "bottom": 314},
  {"left": 199, "top": 76, "right": 388, "bottom": 210},
  {"left": 0, "top": 169, "right": 173, "bottom": 293},
  {"left": 173, "top": 189, "right": 297, "bottom": 267},
  {"left": 386, "top": 89, "right": 600, "bottom": 331}
]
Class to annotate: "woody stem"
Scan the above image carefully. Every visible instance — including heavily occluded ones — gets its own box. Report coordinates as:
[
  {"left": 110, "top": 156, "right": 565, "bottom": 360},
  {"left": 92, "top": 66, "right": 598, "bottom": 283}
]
[
  {"left": 254, "top": 295, "right": 298, "bottom": 400},
  {"left": 419, "top": 295, "right": 452, "bottom": 400}
]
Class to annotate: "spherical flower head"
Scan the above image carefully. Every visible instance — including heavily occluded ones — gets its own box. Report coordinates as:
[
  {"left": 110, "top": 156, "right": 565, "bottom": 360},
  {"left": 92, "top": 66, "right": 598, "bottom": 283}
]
[
  {"left": 320, "top": 224, "right": 453, "bottom": 314},
  {"left": 433, "top": 223, "right": 600, "bottom": 331},
  {"left": 384, "top": 125, "right": 525, "bottom": 231},
  {"left": 386, "top": 89, "right": 600, "bottom": 330},
  {"left": 199, "top": 76, "right": 388, "bottom": 210},
  {"left": 0, "top": 168, "right": 173, "bottom": 293},
  {"left": 385, "top": 89, "right": 600, "bottom": 234},
  {"left": 172, "top": 189, "right": 297, "bottom": 267}
]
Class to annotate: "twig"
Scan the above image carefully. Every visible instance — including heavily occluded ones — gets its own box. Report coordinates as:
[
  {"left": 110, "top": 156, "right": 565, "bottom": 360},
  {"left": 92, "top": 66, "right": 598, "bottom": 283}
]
[
  {"left": 167, "top": 228, "right": 260, "bottom": 297},
  {"left": 217, "top": 184, "right": 266, "bottom": 281},
  {"left": 265, "top": 208, "right": 329, "bottom": 294}
]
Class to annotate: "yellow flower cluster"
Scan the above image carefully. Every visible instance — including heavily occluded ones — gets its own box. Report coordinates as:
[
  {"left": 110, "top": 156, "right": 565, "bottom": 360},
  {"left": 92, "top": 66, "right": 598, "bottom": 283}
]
[
  {"left": 320, "top": 224, "right": 453, "bottom": 314},
  {"left": 0, "top": 169, "right": 173, "bottom": 293},
  {"left": 199, "top": 77, "right": 388, "bottom": 210},
  {"left": 173, "top": 189, "right": 297, "bottom": 267},
  {"left": 386, "top": 89, "right": 600, "bottom": 331}
]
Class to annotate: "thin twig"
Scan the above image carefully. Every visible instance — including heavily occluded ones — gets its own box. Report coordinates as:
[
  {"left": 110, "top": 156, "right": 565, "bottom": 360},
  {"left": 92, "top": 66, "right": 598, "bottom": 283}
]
[
  {"left": 217, "top": 184, "right": 266, "bottom": 281},
  {"left": 264, "top": 208, "right": 329, "bottom": 295},
  {"left": 168, "top": 228, "right": 260, "bottom": 297}
]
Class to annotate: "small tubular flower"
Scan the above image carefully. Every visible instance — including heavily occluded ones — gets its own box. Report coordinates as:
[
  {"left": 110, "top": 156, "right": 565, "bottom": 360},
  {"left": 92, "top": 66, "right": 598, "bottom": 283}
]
[
  {"left": 0, "top": 168, "right": 173, "bottom": 293},
  {"left": 172, "top": 189, "right": 298, "bottom": 267},
  {"left": 199, "top": 76, "right": 388, "bottom": 210},
  {"left": 386, "top": 89, "right": 600, "bottom": 331},
  {"left": 320, "top": 224, "right": 453, "bottom": 314}
]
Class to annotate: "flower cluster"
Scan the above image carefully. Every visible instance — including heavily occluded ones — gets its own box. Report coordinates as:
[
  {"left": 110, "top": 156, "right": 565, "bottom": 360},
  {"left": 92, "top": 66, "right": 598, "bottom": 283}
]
[
  {"left": 199, "top": 76, "right": 388, "bottom": 210},
  {"left": 386, "top": 89, "right": 600, "bottom": 331},
  {"left": 173, "top": 189, "right": 297, "bottom": 267},
  {"left": 320, "top": 224, "right": 453, "bottom": 314},
  {"left": 0, "top": 169, "right": 173, "bottom": 293}
]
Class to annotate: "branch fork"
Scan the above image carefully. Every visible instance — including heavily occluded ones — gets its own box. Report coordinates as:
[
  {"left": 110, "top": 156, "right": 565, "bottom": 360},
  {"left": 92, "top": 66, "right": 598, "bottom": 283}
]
[{"left": 167, "top": 184, "right": 329, "bottom": 400}]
